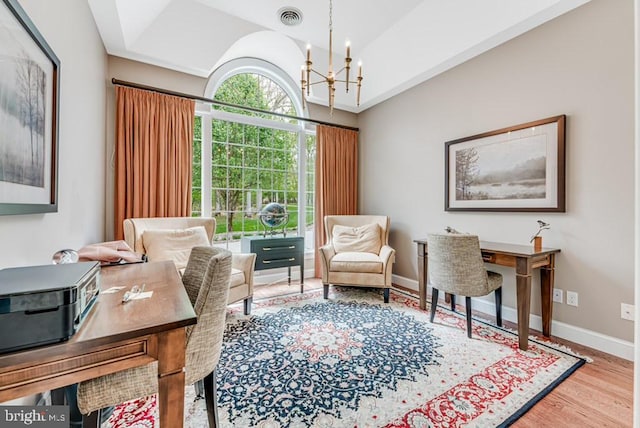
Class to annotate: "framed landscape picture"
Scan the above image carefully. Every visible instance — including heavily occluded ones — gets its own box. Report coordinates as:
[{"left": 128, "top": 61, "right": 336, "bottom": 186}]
[
  {"left": 0, "top": 0, "right": 60, "bottom": 215},
  {"left": 445, "top": 115, "right": 566, "bottom": 212}
]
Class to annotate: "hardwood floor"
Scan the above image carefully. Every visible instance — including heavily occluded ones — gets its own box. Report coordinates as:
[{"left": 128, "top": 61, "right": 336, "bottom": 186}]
[{"left": 251, "top": 278, "right": 634, "bottom": 427}]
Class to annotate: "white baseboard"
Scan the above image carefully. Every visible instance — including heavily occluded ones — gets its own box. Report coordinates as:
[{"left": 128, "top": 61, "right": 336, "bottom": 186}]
[{"left": 392, "top": 274, "right": 634, "bottom": 361}]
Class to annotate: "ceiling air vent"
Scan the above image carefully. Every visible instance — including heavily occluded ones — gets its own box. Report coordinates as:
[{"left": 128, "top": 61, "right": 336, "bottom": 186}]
[{"left": 278, "top": 7, "right": 303, "bottom": 26}]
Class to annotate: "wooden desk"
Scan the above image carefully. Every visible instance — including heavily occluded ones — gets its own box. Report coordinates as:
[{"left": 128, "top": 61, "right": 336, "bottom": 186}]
[
  {"left": 0, "top": 261, "right": 196, "bottom": 427},
  {"left": 414, "top": 239, "right": 560, "bottom": 351}
]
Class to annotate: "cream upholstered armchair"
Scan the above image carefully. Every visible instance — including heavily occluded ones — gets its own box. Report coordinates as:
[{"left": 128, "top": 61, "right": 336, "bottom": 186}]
[
  {"left": 319, "top": 215, "right": 395, "bottom": 303},
  {"left": 426, "top": 232, "right": 503, "bottom": 338},
  {"left": 123, "top": 217, "right": 256, "bottom": 314}
]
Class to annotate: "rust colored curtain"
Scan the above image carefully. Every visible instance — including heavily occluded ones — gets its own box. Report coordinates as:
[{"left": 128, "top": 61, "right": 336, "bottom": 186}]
[
  {"left": 114, "top": 86, "right": 195, "bottom": 240},
  {"left": 314, "top": 125, "right": 359, "bottom": 276}
]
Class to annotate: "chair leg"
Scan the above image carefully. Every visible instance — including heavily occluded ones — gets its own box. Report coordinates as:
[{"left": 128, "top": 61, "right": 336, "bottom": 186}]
[
  {"left": 383, "top": 288, "right": 390, "bottom": 303},
  {"left": 84, "top": 411, "right": 99, "bottom": 428},
  {"left": 244, "top": 297, "right": 252, "bottom": 315},
  {"left": 495, "top": 287, "right": 503, "bottom": 327},
  {"left": 430, "top": 288, "right": 439, "bottom": 323},
  {"left": 323, "top": 284, "right": 329, "bottom": 299},
  {"left": 450, "top": 294, "right": 456, "bottom": 312},
  {"left": 203, "top": 370, "right": 220, "bottom": 428},
  {"left": 50, "top": 387, "right": 65, "bottom": 405},
  {"left": 465, "top": 297, "right": 472, "bottom": 338},
  {"left": 195, "top": 379, "right": 205, "bottom": 400},
  {"left": 65, "top": 384, "right": 84, "bottom": 428}
]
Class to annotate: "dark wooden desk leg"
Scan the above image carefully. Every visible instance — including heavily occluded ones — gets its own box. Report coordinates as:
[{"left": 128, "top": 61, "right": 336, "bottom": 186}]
[
  {"left": 516, "top": 257, "right": 532, "bottom": 351},
  {"left": 417, "top": 242, "right": 427, "bottom": 310},
  {"left": 288, "top": 266, "right": 291, "bottom": 286},
  {"left": 540, "top": 254, "right": 555, "bottom": 337},
  {"left": 157, "top": 329, "right": 187, "bottom": 428}
]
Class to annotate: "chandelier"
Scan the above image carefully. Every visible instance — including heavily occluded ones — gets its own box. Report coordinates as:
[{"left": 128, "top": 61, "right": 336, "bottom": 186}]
[{"left": 301, "top": 0, "right": 362, "bottom": 114}]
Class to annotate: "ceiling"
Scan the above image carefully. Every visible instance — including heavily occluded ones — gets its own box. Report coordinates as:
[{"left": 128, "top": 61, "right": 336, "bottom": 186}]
[{"left": 88, "top": 0, "right": 590, "bottom": 113}]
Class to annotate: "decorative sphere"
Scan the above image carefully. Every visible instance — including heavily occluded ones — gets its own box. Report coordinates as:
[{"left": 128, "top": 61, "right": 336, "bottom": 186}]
[{"left": 259, "top": 203, "right": 288, "bottom": 228}]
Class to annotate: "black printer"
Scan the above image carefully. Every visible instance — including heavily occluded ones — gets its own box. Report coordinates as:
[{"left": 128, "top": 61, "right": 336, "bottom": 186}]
[{"left": 0, "top": 261, "right": 100, "bottom": 353}]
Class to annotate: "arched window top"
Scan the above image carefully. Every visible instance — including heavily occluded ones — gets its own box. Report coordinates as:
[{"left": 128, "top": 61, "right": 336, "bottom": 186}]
[{"left": 204, "top": 58, "right": 305, "bottom": 122}]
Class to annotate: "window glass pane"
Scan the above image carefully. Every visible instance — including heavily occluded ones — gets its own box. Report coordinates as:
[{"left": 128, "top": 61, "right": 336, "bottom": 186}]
[{"left": 213, "top": 73, "right": 298, "bottom": 124}]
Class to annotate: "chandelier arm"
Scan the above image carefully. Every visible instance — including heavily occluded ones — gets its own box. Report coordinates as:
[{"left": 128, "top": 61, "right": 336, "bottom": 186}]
[
  {"left": 334, "top": 66, "right": 347, "bottom": 75},
  {"left": 333, "top": 79, "right": 360, "bottom": 84},
  {"left": 310, "top": 69, "right": 328, "bottom": 79},
  {"left": 309, "top": 81, "right": 328, "bottom": 86}
]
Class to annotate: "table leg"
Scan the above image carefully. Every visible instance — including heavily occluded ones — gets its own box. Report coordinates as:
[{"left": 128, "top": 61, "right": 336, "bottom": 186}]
[
  {"left": 288, "top": 266, "right": 291, "bottom": 286},
  {"left": 515, "top": 257, "right": 532, "bottom": 351},
  {"left": 540, "top": 254, "right": 556, "bottom": 337},
  {"left": 417, "top": 242, "right": 427, "bottom": 310},
  {"left": 157, "top": 329, "right": 187, "bottom": 428}
]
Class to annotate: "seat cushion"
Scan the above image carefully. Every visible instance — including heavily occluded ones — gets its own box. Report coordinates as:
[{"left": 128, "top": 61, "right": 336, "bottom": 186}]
[
  {"left": 142, "top": 226, "right": 210, "bottom": 270},
  {"left": 230, "top": 268, "right": 245, "bottom": 288},
  {"left": 330, "top": 252, "right": 383, "bottom": 274},
  {"left": 332, "top": 223, "right": 381, "bottom": 254}
]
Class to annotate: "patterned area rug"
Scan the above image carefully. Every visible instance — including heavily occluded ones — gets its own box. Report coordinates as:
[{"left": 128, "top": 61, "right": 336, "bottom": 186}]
[{"left": 106, "top": 288, "right": 585, "bottom": 427}]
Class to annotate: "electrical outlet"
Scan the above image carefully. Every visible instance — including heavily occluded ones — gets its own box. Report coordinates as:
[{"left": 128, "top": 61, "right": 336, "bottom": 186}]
[
  {"left": 621, "top": 303, "right": 635, "bottom": 321},
  {"left": 553, "top": 288, "right": 563, "bottom": 303},
  {"left": 566, "top": 291, "right": 578, "bottom": 307}
]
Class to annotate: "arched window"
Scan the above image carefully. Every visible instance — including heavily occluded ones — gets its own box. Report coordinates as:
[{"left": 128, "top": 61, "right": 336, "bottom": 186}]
[{"left": 193, "top": 60, "right": 315, "bottom": 262}]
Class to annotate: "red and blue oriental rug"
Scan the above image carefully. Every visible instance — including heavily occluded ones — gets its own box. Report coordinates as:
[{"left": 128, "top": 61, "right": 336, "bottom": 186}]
[{"left": 106, "top": 288, "right": 585, "bottom": 427}]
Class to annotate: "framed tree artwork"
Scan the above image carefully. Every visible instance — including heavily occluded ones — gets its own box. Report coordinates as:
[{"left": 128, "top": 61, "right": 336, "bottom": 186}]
[
  {"left": 0, "top": 0, "right": 60, "bottom": 215},
  {"left": 445, "top": 115, "right": 566, "bottom": 212}
]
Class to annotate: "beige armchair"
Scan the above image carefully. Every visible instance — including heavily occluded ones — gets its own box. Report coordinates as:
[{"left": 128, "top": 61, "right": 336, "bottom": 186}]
[
  {"left": 319, "top": 215, "right": 396, "bottom": 303},
  {"left": 123, "top": 217, "right": 256, "bottom": 314},
  {"left": 426, "top": 232, "right": 503, "bottom": 338}
]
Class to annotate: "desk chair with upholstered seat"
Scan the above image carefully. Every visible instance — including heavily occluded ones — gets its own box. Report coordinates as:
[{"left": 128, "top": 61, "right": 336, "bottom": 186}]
[
  {"left": 426, "top": 232, "right": 503, "bottom": 338},
  {"left": 319, "top": 215, "right": 396, "bottom": 302},
  {"left": 68, "top": 246, "right": 232, "bottom": 428},
  {"left": 123, "top": 217, "right": 256, "bottom": 314}
]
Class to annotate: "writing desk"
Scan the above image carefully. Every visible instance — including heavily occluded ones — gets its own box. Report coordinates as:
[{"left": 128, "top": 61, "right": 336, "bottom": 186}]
[
  {"left": 414, "top": 239, "right": 560, "bottom": 351},
  {"left": 0, "top": 261, "right": 196, "bottom": 427}
]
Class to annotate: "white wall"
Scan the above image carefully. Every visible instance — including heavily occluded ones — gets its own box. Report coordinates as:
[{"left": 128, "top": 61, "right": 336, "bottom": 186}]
[
  {"left": 0, "top": 0, "right": 107, "bottom": 269},
  {"left": 359, "top": 0, "right": 634, "bottom": 345}
]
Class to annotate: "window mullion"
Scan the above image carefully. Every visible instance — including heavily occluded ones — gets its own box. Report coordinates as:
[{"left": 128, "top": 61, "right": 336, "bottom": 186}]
[{"left": 202, "top": 115, "right": 212, "bottom": 218}]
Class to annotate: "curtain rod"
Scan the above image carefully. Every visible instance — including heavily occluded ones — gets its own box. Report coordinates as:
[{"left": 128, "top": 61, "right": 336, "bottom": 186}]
[{"left": 111, "top": 78, "right": 359, "bottom": 132}]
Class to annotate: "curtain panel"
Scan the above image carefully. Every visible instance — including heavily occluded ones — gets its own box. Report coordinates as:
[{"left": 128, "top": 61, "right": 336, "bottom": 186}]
[
  {"left": 314, "top": 124, "right": 359, "bottom": 276},
  {"left": 114, "top": 86, "right": 195, "bottom": 240}
]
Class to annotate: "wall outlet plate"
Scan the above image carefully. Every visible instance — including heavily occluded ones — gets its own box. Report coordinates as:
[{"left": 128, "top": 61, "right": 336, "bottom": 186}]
[
  {"left": 553, "top": 288, "right": 563, "bottom": 303},
  {"left": 621, "top": 303, "right": 635, "bottom": 321},
  {"left": 566, "top": 291, "right": 578, "bottom": 307}
]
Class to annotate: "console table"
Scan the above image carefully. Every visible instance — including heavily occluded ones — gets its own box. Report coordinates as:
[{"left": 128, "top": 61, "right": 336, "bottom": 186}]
[
  {"left": 414, "top": 239, "right": 560, "bottom": 351},
  {"left": 242, "top": 235, "right": 305, "bottom": 292},
  {"left": 0, "top": 261, "right": 196, "bottom": 427}
]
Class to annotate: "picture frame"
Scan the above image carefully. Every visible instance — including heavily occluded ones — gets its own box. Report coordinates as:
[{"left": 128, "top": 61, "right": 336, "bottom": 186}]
[
  {"left": 0, "top": 0, "right": 60, "bottom": 215},
  {"left": 445, "top": 115, "right": 566, "bottom": 212}
]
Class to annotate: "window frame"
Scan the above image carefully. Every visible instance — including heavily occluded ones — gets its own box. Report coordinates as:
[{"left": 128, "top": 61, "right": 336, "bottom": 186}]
[{"left": 194, "top": 59, "right": 316, "bottom": 252}]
